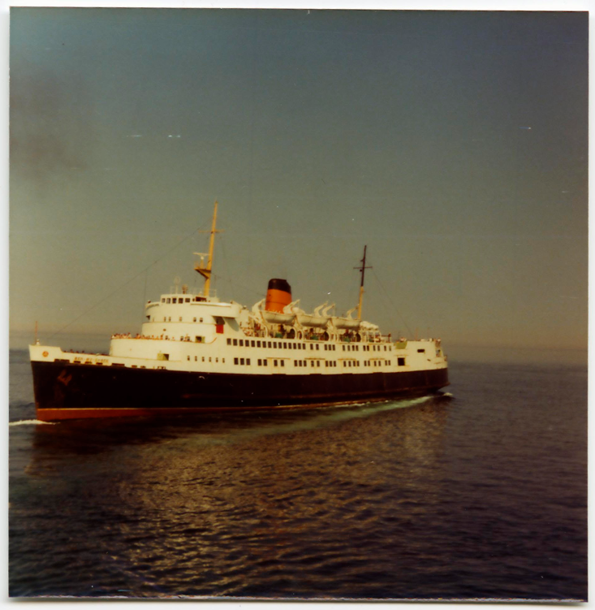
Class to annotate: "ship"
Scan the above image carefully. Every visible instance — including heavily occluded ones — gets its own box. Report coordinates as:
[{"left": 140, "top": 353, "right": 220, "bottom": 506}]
[{"left": 29, "top": 202, "right": 449, "bottom": 421}]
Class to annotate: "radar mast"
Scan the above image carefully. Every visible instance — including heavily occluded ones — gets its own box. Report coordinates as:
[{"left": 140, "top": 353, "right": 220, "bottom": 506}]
[{"left": 355, "top": 245, "right": 372, "bottom": 320}]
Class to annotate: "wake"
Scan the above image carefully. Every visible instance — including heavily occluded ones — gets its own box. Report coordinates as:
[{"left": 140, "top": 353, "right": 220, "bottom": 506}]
[{"left": 9, "top": 419, "right": 56, "bottom": 426}]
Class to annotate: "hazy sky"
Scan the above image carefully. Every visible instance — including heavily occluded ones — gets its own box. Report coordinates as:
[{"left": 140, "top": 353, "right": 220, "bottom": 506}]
[{"left": 10, "top": 8, "right": 588, "bottom": 350}]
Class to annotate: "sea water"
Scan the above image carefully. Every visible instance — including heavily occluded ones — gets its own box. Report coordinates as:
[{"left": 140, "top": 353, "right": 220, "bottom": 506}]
[{"left": 8, "top": 345, "right": 587, "bottom": 600}]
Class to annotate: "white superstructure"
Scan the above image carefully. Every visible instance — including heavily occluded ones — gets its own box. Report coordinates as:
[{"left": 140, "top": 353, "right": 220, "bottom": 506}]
[{"left": 31, "top": 287, "right": 447, "bottom": 376}]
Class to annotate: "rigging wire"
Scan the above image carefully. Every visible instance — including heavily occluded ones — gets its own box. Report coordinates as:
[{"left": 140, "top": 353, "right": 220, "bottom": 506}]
[
  {"left": 47, "top": 225, "right": 205, "bottom": 343},
  {"left": 141, "top": 269, "right": 148, "bottom": 323},
  {"left": 370, "top": 268, "right": 413, "bottom": 337},
  {"left": 211, "top": 272, "right": 266, "bottom": 300},
  {"left": 218, "top": 235, "right": 235, "bottom": 301}
]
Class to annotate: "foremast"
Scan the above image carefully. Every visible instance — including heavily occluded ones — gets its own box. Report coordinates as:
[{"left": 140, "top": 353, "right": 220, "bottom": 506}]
[{"left": 194, "top": 201, "right": 222, "bottom": 297}]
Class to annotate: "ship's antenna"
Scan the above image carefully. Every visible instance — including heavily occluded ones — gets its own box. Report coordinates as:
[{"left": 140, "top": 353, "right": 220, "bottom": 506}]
[
  {"left": 354, "top": 245, "right": 372, "bottom": 320},
  {"left": 194, "top": 201, "right": 223, "bottom": 298}
]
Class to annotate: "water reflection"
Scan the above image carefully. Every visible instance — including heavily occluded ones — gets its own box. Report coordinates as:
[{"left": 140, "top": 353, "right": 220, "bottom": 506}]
[{"left": 18, "top": 395, "right": 454, "bottom": 597}]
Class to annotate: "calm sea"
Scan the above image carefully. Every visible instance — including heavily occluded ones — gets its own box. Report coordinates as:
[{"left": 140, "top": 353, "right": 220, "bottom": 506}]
[{"left": 9, "top": 344, "right": 587, "bottom": 600}]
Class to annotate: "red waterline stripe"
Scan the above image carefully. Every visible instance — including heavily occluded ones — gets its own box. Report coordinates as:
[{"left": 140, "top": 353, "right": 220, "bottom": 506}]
[{"left": 35, "top": 397, "right": 403, "bottom": 421}]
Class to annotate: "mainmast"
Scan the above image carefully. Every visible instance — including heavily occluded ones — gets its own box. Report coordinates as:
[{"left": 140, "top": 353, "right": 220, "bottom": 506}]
[
  {"left": 355, "top": 245, "right": 372, "bottom": 320},
  {"left": 194, "top": 201, "right": 222, "bottom": 298}
]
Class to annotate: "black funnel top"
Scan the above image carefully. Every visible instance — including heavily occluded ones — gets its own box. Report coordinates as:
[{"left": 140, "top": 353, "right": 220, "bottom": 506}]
[{"left": 267, "top": 278, "right": 291, "bottom": 293}]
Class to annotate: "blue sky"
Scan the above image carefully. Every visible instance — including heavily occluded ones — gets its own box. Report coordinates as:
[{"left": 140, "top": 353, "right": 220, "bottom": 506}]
[{"left": 9, "top": 8, "right": 588, "bottom": 350}]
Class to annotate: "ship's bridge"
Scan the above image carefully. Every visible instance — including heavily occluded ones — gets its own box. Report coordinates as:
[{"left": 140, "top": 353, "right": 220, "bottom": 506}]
[
  {"left": 145, "top": 295, "right": 241, "bottom": 319},
  {"left": 139, "top": 294, "right": 243, "bottom": 341},
  {"left": 153, "top": 293, "right": 212, "bottom": 305}
]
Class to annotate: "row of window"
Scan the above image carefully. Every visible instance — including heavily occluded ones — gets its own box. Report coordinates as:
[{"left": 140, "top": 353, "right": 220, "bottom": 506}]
[
  {"left": 342, "top": 344, "right": 391, "bottom": 352},
  {"left": 228, "top": 338, "right": 327, "bottom": 350},
  {"left": 187, "top": 356, "right": 226, "bottom": 363},
  {"left": 230, "top": 358, "right": 405, "bottom": 368},
  {"left": 161, "top": 296, "right": 206, "bottom": 304},
  {"left": 155, "top": 335, "right": 203, "bottom": 342},
  {"left": 226, "top": 338, "right": 391, "bottom": 351},
  {"left": 293, "top": 360, "right": 333, "bottom": 368},
  {"left": 187, "top": 354, "right": 402, "bottom": 367},
  {"left": 158, "top": 316, "right": 206, "bottom": 323},
  {"left": 362, "top": 345, "right": 390, "bottom": 352},
  {"left": 341, "top": 360, "right": 391, "bottom": 367}
]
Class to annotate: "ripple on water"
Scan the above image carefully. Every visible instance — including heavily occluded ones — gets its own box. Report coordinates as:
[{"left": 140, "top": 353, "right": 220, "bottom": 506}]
[{"left": 9, "top": 361, "right": 587, "bottom": 600}]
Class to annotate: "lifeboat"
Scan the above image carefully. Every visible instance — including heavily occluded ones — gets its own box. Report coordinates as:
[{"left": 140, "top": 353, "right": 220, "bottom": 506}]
[
  {"left": 331, "top": 307, "right": 360, "bottom": 330},
  {"left": 296, "top": 302, "right": 330, "bottom": 328},
  {"left": 359, "top": 321, "right": 380, "bottom": 336},
  {"left": 263, "top": 310, "right": 296, "bottom": 325}
]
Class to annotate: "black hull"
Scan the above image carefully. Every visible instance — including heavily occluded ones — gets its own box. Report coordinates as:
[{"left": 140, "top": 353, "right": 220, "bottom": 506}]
[{"left": 31, "top": 361, "right": 449, "bottom": 420}]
